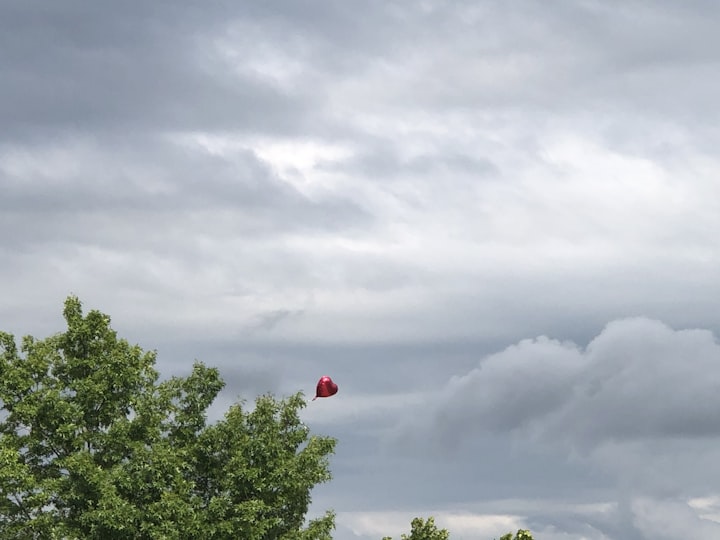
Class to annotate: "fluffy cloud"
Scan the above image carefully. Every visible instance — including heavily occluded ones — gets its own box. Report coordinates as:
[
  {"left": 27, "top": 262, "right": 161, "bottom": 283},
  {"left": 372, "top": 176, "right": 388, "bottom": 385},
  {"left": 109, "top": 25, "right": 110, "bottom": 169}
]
[{"left": 432, "top": 317, "right": 720, "bottom": 449}]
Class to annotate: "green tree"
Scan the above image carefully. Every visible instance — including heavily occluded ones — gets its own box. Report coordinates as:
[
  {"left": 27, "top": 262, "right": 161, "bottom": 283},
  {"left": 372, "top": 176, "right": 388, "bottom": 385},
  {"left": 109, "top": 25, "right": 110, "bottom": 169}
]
[
  {"left": 0, "top": 296, "right": 335, "bottom": 539},
  {"left": 498, "top": 531, "right": 533, "bottom": 540},
  {"left": 383, "top": 517, "right": 534, "bottom": 540},
  {"left": 382, "top": 517, "right": 449, "bottom": 540}
]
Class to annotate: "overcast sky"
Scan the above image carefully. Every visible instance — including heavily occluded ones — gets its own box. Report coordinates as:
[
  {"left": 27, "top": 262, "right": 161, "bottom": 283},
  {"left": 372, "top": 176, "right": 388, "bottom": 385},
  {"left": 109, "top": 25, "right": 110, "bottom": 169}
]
[{"left": 2, "top": 1, "right": 720, "bottom": 538}]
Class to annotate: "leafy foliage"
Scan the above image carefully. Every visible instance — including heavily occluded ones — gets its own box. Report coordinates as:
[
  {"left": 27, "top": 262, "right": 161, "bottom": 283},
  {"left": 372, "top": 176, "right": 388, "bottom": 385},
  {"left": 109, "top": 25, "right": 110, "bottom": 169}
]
[
  {"left": 382, "top": 517, "right": 449, "bottom": 540},
  {"left": 383, "top": 517, "right": 534, "bottom": 540},
  {"left": 0, "top": 296, "right": 335, "bottom": 539},
  {"left": 498, "top": 530, "right": 533, "bottom": 540}
]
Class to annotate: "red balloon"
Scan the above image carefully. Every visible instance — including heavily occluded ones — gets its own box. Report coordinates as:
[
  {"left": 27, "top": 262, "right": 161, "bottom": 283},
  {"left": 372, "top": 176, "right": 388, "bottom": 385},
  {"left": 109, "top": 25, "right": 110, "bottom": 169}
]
[{"left": 313, "top": 376, "right": 338, "bottom": 400}]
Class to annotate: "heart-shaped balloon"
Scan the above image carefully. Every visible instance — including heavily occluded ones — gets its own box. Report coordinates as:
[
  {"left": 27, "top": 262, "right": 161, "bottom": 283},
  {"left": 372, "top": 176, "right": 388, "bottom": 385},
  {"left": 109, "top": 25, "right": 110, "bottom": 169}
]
[{"left": 313, "top": 376, "right": 338, "bottom": 400}]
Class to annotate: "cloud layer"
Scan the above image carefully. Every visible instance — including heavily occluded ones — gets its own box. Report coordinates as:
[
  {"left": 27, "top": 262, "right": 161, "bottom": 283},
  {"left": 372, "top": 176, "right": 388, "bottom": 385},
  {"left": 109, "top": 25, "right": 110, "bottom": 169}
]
[{"left": 2, "top": 1, "right": 720, "bottom": 538}]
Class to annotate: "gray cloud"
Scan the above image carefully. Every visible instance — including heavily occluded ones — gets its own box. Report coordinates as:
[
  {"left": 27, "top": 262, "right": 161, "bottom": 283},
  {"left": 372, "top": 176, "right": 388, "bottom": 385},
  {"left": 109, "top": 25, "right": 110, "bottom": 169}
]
[
  {"left": 351, "top": 318, "right": 720, "bottom": 538},
  {"left": 431, "top": 318, "right": 720, "bottom": 449},
  {"left": 5, "top": 0, "right": 718, "bottom": 146},
  {"left": 0, "top": 138, "right": 368, "bottom": 237},
  {"left": 0, "top": 2, "right": 318, "bottom": 140}
]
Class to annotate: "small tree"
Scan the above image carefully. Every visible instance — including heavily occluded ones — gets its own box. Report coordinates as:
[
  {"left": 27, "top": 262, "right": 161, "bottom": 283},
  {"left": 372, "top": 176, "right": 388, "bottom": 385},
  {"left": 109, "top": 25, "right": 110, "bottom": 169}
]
[
  {"left": 498, "top": 530, "right": 533, "bottom": 540},
  {"left": 383, "top": 516, "right": 450, "bottom": 540},
  {"left": 383, "top": 517, "right": 534, "bottom": 540},
  {"left": 0, "top": 296, "right": 336, "bottom": 539}
]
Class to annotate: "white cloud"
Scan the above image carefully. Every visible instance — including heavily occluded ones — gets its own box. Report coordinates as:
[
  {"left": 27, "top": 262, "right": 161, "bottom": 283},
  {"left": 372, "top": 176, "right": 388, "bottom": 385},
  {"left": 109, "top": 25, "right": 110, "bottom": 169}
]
[
  {"left": 688, "top": 495, "right": 720, "bottom": 523},
  {"left": 632, "top": 497, "right": 720, "bottom": 539}
]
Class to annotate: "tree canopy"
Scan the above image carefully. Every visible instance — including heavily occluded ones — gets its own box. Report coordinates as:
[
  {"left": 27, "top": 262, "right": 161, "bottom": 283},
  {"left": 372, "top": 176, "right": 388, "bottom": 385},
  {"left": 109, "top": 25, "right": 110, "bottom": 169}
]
[{"left": 0, "top": 296, "right": 336, "bottom": 539}]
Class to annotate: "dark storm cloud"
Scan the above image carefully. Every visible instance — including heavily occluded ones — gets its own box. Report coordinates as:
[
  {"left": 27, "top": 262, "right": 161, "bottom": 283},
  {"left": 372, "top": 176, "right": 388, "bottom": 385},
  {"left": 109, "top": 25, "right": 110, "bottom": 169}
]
[
  {"left": 0, "top": 2, "right": 228, "bottom": 135},
  {"left": 0, "top": 0, "right": 431, "bottom": 143},
  {"left": 3, "top": 0, "right": 719, "bottom": 142},
  {"left": 0, "top": 1, "right": 326, "bottom": 140}
]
